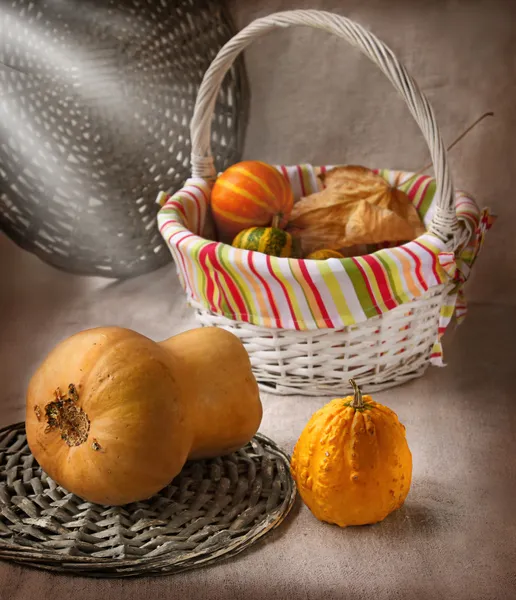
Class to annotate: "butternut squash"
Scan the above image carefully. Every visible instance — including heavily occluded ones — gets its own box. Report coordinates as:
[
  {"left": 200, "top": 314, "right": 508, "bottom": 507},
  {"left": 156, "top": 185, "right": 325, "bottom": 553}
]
[{"left": 26, "top": 327, "right": 262, "bottom": 506}]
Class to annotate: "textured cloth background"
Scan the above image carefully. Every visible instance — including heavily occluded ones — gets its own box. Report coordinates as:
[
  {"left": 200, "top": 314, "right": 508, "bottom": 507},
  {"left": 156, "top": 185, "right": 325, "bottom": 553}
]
[{"left": 1, "top": 1, "right": 515, "bottom": 599}]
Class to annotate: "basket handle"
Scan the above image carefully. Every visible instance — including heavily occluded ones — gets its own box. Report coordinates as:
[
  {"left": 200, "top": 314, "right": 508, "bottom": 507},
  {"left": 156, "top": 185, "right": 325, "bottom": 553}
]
[{"left": 190, "top": 10, "right": 459, "bottom": 245}]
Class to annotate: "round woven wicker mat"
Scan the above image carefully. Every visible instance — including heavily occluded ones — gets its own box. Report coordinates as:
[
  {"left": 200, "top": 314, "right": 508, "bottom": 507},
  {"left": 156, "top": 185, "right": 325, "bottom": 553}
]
[
  {"left": 0, "top": 423, "right": 295, "bottom": 578},
  {"left": 0, "top": 0, "right": 248, "bottom": 278}
]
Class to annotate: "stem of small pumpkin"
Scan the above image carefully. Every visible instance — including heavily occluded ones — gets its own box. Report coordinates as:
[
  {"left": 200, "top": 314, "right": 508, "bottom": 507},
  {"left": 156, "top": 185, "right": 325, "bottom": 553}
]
[
  {"left": 271, "top": 214, "right": 281, "bottom": 229},
  {"left": 349, "top": 379, "right": 364, "bottom": 409}
]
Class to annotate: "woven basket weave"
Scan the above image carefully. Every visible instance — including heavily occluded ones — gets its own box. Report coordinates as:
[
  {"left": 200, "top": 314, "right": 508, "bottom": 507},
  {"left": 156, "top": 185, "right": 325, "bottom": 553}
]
[
  {"left": 0, "top": 0, "right": 248, "bottom": 278},
  {"left": 0, "top": 422, "right": 295, "bottom": 577},
  {"left": 158, "top": 10, "right": 492, "bottom": 396},
  {"left": 193, "top": 285, "right": 449, "bottom": 395}
]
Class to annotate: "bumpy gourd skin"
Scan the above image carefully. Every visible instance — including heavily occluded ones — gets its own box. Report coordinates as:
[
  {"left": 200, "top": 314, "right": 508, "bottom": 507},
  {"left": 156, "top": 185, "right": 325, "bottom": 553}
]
[
  {"left": 232, "top": 226, "right": 293, "bottom": 258},
  {"left": 291, "top": 392, "right": 412, "bottom": 527}
]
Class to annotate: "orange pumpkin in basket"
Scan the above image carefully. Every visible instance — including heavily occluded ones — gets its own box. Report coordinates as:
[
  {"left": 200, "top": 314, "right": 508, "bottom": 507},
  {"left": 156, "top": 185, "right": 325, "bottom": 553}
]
[{"left": 211, "top": 161, "right": 294, "bottom": 243}]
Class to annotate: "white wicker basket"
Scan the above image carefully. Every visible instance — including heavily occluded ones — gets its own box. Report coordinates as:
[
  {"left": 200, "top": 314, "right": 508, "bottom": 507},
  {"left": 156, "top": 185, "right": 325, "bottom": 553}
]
[
  {"left": 159, "top": 10, "right": 491, "bottom": 396},
  {"left": 191, "top": 286, "right": 449, "bottom": 395}
]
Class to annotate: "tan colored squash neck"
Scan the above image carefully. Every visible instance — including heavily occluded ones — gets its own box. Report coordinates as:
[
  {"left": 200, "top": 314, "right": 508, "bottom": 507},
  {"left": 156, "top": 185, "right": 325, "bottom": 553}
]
[{"left": 159, "top": 328, "right": 262, "bottom": 460}]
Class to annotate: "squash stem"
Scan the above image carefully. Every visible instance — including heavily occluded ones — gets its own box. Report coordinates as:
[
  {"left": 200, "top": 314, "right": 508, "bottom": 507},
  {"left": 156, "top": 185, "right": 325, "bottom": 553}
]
[
  {"left": 349, "top": 379, "right": 364, "bottom": 409},
  {"left": 271, "top": 214, "right": 281, "bottom": 229}
]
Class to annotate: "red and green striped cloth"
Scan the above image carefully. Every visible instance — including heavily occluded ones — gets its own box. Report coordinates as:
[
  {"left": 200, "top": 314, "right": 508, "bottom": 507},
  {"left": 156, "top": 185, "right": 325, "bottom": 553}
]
[{"left": 157, "top": 165, "right": 494, "bottom": 366}]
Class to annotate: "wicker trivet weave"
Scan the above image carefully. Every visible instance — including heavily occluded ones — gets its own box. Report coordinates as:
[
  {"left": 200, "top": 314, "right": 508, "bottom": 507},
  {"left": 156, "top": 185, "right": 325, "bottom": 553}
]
[{"left": 0, "top": 423, "right": 295, "bottom": 577}]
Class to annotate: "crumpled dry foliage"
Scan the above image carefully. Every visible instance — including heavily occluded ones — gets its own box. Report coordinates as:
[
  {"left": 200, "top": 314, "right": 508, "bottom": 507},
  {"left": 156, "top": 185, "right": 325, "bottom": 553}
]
[{"left": 287, "top": 166, "right": 426, "bottom": 256}]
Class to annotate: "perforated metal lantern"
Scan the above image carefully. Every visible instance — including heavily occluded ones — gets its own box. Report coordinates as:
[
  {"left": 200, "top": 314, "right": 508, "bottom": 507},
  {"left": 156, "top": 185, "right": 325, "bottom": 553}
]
[{"left": 0, "top": 0, "right": 247, "bottom": 277}]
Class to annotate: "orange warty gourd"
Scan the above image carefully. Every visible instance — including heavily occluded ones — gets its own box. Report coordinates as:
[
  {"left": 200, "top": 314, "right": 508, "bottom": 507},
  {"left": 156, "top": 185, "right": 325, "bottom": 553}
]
[
  {"left": 305, "top": 249, "right": 344, "bottom": 260},
  {"left": 211, "top": 160, "right": 294, "bottom": 243},
  {"left": 26, "top": 326, "right": 262, "bottom": 506},
  {"left": 291, "top": 380, "right": 412, "bottom": 527}
]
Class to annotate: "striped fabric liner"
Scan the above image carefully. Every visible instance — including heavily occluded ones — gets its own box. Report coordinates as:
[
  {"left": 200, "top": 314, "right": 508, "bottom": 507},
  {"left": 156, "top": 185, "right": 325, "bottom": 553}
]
[
  {"left": 429, "top": 205, "right": 495, "bottom": 365},
  {"left": 157, "top": 165, "right": 493, "bottom": 364}
]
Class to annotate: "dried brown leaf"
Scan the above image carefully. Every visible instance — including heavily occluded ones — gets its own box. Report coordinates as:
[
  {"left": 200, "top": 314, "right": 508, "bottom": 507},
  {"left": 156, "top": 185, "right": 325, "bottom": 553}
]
[
  {"left": 287, "top": 165, "right": 426, "bottom": 255},
  {"left": 345, "top": 201, "right": 418, "bottom": 246}
]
